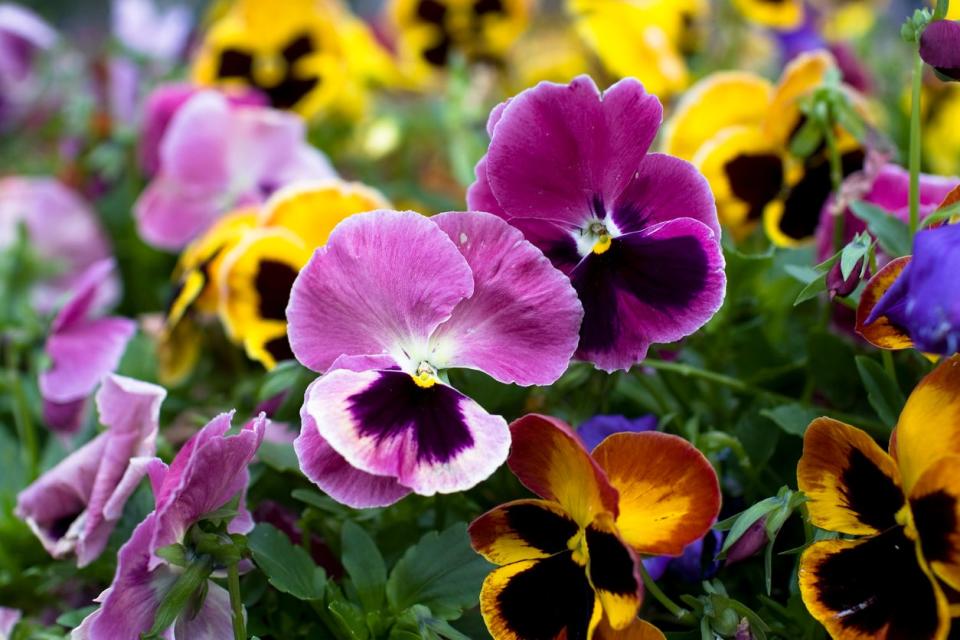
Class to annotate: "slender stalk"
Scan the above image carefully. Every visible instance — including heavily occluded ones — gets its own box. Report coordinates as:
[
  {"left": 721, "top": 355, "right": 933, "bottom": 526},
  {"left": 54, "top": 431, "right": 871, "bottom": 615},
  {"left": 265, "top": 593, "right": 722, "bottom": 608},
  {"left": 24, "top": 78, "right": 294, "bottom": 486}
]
[
  {"left": 6, "top": 346, "right": 38, "bottom": 480},
  {"left": 825, "top": 129, "right": 846, "bottom": 254},
  {"left": 882, "top": 350, "right": 897, "bottom": 387},
  {"left": 908, "top": 46, "right": 924, "bottom": 237},
  {"left": 638, "top": 562, "right": 696, "bottom": 626},
  {"left": 227, "top": 561, "right": 246, "bottom": 640}
]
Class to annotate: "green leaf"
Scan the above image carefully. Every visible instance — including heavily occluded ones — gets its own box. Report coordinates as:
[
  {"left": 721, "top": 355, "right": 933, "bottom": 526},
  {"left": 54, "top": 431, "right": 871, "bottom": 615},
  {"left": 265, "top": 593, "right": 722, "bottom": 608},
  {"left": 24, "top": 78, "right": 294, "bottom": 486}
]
[
  {"left": 850, "top": 200, "right": 912, "bottom": 258},
  {"left": 760, "top": 404, "right": 822, "bottom": 437},
  {"left": 257, "top": 441, "right": 301, "bottom": 473},
  {"left": 341, "top": 521, "right": 388, "bottom": 612},
  {"left": 248, "top": 523, "right": 327, "bottom": 600},
  {"left": 717, "top": 497, "right": 780, "bottom": 556},
  {"left": 155, "top": 543, "right": 189, "bottom": 568},
  {"left": 257, "top": 360, "right": 308, "bottom": 403},
  {"left": 839, "top": 233, "right": 872, "bottom": 280},
  {"left": 143, "top": 554, "right": 214, "bottom": 638},
  {"left": 386, "top": 524, "right": 492, "bottom": 620},
  {"left": 390, "top": 606, "right": 471, "bottom": 640},
  {"left": 788, "top": 116, "right": 824, "bottom": 158},
  {"left": 55, "top": 606, "right": 97, "bottom": 628},
  {"left": 328, "top": 600, "right": 370, "bottom": 640},
  {"left": 920, "top": 199, "right": 960, "bottom": 228},
  {"left": 855, "top": 356, "right": 905, "bottom": 428}
]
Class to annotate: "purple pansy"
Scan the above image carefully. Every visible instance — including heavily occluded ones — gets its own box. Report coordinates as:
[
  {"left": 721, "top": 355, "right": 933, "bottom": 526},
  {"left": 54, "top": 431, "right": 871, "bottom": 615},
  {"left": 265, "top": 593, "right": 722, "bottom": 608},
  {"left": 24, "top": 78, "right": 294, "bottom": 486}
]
[
  {"left": 576, "top": 413, "right": 657, "bottom": 452},
  {"left": 73, "top": 412, "right": 266, "bottom": 639},
  {"left": 16, "top": 375, "right": 165, "bottom": 567},
  {"left": 920, "top": 19, "right": 960, "bottom": 82},
  {"left": 0, "top": 607, "right": 20, "bottom": 640},
  {"left": 867, "top": 223, "right": 960, "bottom": 355},
  {"left": 134, "top": 90, "right": 335, "bottom": 250},
  {"left": 288, "top": 209, "right": 583, "bottom": 508},
  {"left": 467, "top": 75, "right": 726, "bottom": 372},
  {"left": 112, "top": 0, "right": 191, "bottom": 64},
  {"left": 0, "top": 3, "right": 56, "bottom": 129},
  {"left": 39, "top": 259, "right": 136, "bottom": 433},
  {"left": 0, "top": 177, "right": 117, "bottom": 314}
]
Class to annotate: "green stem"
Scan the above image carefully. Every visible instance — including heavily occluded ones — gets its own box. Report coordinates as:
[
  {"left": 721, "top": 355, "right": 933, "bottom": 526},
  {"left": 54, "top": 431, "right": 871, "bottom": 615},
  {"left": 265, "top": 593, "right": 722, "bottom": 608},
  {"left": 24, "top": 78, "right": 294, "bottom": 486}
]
[
  {"left": 6, "top": 347, "right": 38, "bottom": 480},
  {"left": 227, "top": 561, "right": 246, "bottom": 640},
  {"left": 825, "top": 129, "right": 846, "bottom": 254},
  {"left": 882, "top": 350, "right": 898, "bottom": 387},
  {"left": 908, "top": 46, "right": 924, "bottom": 238},
  {"left": 638, "top": 562, "right": 696, "bottom": 626}
]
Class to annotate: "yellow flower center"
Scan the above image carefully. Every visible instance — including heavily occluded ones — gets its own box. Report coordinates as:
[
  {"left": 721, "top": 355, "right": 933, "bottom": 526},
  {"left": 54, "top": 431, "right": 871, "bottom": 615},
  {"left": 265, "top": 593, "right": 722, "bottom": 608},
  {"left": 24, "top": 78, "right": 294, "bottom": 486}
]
[
  {"left": 567, "top": 528, "right": 590, "bottom": 566},
  {"left": 896, "top": 504, "right": 919, "bottom": 541},
  {"left": 592, "top": 234, "right": 612, "bottom": 255},
  {"left": 253, "top": 54, "right": 287, "bottom": 88},
  {"left": 412, "top": 361, "right": 439, "bottom": 388}
]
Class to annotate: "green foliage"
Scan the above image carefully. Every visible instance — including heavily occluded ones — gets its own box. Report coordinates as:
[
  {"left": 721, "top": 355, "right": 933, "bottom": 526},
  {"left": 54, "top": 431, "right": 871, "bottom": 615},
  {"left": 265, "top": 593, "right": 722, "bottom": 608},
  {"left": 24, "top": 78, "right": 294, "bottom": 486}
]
[{"left": 248, "top": 524, "right": 327, "bottom": 601}]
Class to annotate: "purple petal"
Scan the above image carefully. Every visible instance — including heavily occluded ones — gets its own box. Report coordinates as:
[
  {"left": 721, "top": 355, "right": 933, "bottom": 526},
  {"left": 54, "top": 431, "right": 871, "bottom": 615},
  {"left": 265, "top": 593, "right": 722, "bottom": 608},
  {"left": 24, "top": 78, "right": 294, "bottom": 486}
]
[
  {"left": 725, "top": 519, "right": 768, "bottom": 565},
  {"left": 577, "top": 414, "right": 657, "bottom": 452},
  {"left": 429, "top": 211, "right": 582, "bottom": 386},
  {"left": 49, "top": 259, "right": 116, "bottom": 333},
  {"left": 287, "top": 210, "right": 474, "bottom": 373},
  {"left": 172, "top": 583, "right": 235, "bottom": 639},
  {"left": 921, "top": 20, "right": 960, "bottom": 81},
  {"left": 43, "top": 397, "right": 88, "bottom": 434},
  {"left": 157, "top": 91, "right": 232, "bottom": 191},
  {"left": 611, "top": 154, "right": 721, "bottom": 237},
  {"left": 134, "top": 175, "right": 226, "bottom": 250},
  {"left": 112, "top": 0, "right": 191, "bottom": 63},
  {"left": 295, "top": 402, "right": 412, "bottom": 508},
  {"left": 301, "top": 369, "right": 509, "bottom": 497},
  {"left": 40, "top": 316, "right": 136, "bottom": 404},
  {"left": 0, "top": 607, "right": 21, "bottom": 639},
  {"left": 484, "top": 76, "right": 663, "bottom": 225},
  {"left": 572, "top": 218, "right": 726, "bottom": 371},
  {"left": 464, "top": 156, "right": 508, "bottom": 218}
]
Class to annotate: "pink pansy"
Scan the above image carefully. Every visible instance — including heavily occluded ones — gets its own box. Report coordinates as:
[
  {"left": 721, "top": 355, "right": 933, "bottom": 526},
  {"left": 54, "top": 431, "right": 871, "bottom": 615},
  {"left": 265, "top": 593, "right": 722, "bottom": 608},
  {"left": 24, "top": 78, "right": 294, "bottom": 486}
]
[
  {"left": 0, "top": 3, "right": 56, "bottom": 129},
  {"left": 134, "top": 90, "right": 335, "bottom": 250},
  {"left": 73, "top": 412, "right": 266, "bottom": 640},
  {"left": 112, "top": 0, "right": 191, "bottom": 64},
  {"left": 16, "top": 375, "right": 166, "bottom": 567},
  {"left": 39, "top": 259, "right": 136, "bottom": 433},
  {"left": 288, "top": 210, "right": 583, "bottom": 508}
]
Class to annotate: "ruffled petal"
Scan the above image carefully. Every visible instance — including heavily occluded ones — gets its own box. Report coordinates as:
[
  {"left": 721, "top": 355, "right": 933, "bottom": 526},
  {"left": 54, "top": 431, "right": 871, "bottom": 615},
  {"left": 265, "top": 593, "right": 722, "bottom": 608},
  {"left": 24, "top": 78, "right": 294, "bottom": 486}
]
[
  {"left": 302, "top": 369, "right": 510, "bottom": 497},
  {"left": 485, "top": 76, "right": 662, "bottom": 224},
  {"left": 798, "top": 418, "right": 904, "bottom": 536},
  {"left": 909, "top": 456, "right": 960, "bottom": 592},
  {"left": 294, "top": 405, "right": 412, "bottom": 508},
  {"left": 798, "top": 528, "right": 950, "bottom": 640},
  {"left": 40, "top": 316, "right": 136, "bottom": 403},
  {"left": 586, "top": 513, "right": 642, "bottom": 630},
  {"left": 507, "top": 414, "right": 619, "bottom": 526},
  {"left": 157, "top": 91, "right": 232, "bottom": 193},
  {"left": 469, "top": 499, "right": 579, "bottom": 565},
  {"left": 287, "top": 210, "right": 474, "bottom": 373},
  {"left": 571, "top": 218, "right": 726, "bottom": 372},
  {"left": 465, "top": 156, "right": 509, "bottom": 219},
  {"left": 429, "top": 211, "right": 582, "bottom": 385},
  {"left": 479, "top": 553, "right": 602, "bottom": 640},
  {"left": 591, "top": 432, "right": 720, "bottom": 556},
  {"left": 857, "top": 257, "right": 914, "bottom": 350},
  {"left": 894, "top": 356, "right": 960, "bottom": 490}
]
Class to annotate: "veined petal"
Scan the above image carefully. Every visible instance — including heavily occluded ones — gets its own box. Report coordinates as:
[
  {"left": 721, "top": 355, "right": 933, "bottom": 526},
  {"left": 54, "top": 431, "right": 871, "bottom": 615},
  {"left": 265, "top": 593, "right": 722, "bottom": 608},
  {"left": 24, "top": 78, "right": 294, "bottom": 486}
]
[
  {"left": 909, "top": 456, "right": 960, "bottom": 592},
  {"left": 485, "top": 75, "right": 662, "bottom": 224},
  {"left": 586, "top": 513, "right": 642, "bottom": 630},
  {"left": 172, "top": 582, "right": 234, "bottom": 640},
  {"left": 470, "top": 499, "right": 579, "bottom": 566},
  {"left": 798, "top": 418, "right": 904, "bottom": 535},
  {"left": 295, "top": 406, "right": 412, "bottom": 508},
  {"left": 259, "top": 179, "right": 391, "bottom": 250},
  {"left": 287, "top": 210, "right": 474, "bottom": 373},
  {"left": 479, "top": 553, "right": 602, "bottom": 640},
  {"left": 465, "top": 156, "right": 509, "bottom": 219},
  {"left": 571, "top": 218, "right": 726, "bottom": 372},
  {"left": 798, "top": 528, "right": 950, "bottom": 640},
  {"left": 894, "top": 356, "right": 960, "bottom": 491},
  {"left": 429, "top": 211, "right": 583, "bottom": 386},
  {"left": 302, "top": 369, "right": 510, "bottom": 497},
  {"left": 920, "top": 20, "right": 960, "bottom": 82},
  {"left": 857, "top": 257, "right": 914, "bottom": 350},
  {"left": 507, "top": 414, "right": 619, "bottom": 526},
  {"left": 662, "top": 71, "right": 772, "bottom": 161},
  {"left": 591, "top": 432, "right": 720, "bottom": 556}
]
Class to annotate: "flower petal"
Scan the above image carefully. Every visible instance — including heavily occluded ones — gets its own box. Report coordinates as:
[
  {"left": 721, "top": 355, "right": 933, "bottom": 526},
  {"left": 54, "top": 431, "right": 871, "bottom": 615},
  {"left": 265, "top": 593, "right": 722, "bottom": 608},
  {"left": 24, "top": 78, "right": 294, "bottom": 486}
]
[
  {"left": 469, "top": 499, "right": 579, "bottom": 565},
  {"left": 0, "top": 607, "right": 21, "bottom": 639},
  {"left": 591, "top": 432, "right": 720, "bottom": 556},
  {"left": 465, "top": 156, "right": 509, "bottom": 219},
  {"left": 762, "top": 50, "right": 833, "bottom": 146},
  {"left": 429, "top": 211, "right": 583, "bottom": 385},
  {"left": 594, "top": 617, "right": 666, "bottom": 640},
  {"left": 507, "top": 414, "right": 619, "bottom": 526},
  {"left": 302, "top": 369, "right": 510, "bottom": 497},
  {"left": 909, "top": 456, "right": 960, "bottom": 592},
  {"left": 797, "top": 418, "right": 904, "bottom": 536},
  {"left": 172, "top": 583, "right": 235, "bottom": 640},
  {"left": 571, "top": 218, "right": 726, "bottom": 372},
  {"left": 586, "top": 513, "right": 642, "bottom": 630},
  {"left": 894, "top": 356, "right": 960, "bottom": 490},
  {"left": 798, "top": 528, "right": 950, "bottom": 640},
  {"left": 920, "top": 20, "right": 960, "bottom": 82},
  {"left": 857, "top": 256, "right": 914, "bottom": 350},
  {"left": 287, "top": 210, "right": 474, "bottom": 373},
  {"left": 576, "top": 414, "right": 657, "bottom": 452},
  {"left": 294, "top": 406, "right": 412, "bottom": 508},
  {"left": 485, "top": 75, "right": 662, "bottom": 224},
  {"left": 479, "top": 553, "right": 602, "bottom": 640}
]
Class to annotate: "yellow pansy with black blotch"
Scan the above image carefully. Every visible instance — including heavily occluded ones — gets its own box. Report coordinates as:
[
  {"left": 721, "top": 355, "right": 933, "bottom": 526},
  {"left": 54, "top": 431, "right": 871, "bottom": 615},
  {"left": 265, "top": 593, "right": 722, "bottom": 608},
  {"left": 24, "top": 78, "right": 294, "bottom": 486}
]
[
  {"left": 797, "top": 356, "right": 960, "bottom": 639},
  {"left": 193, "top": 0, "right": 346, "bottom": 118},
  {"left": 664, "top": 51, "right": 868, "bottom": 246},
  {"left": 216, "top": 180, "right": 391, "bottom": 370},
  {"left": 923, "top": 82, "right": 960, "bottom": 178},
  {"left": 387, "top": 0, "right": 531, "bottom": 82}
]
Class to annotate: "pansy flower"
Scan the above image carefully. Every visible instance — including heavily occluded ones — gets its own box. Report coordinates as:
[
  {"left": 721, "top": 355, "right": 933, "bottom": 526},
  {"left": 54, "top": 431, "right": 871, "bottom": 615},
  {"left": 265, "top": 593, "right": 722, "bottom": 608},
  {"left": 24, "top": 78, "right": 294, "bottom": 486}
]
[
  {"left": 664, "top": 51, "right": 868, "bottom": 246},
  {"left": 467, "top": 75, "right": 726, "bottom": 371},
  {"left": 797, "top": 356, "right": 960, "bottom": 639},
  {"left": 0, "top": 3, "right": 56, "bottom": 130},
  {"left": 40, "top": 260, "right": 136, "bottom": 433},
  {"left": 288, "top": 209, "right": 582, "bottom": 507},
  {"left": 920, "top": 18, "right": 960, "bottom": 82},
  {"left": 134, "top": 90, "right": 335, "bottom": 250},
  {"left": 469, "top": 414, "right": 720, "bottom": 639},
  {"left": 16, "top": 375, "right": 165, "bottom": 567},
  {"left": 387, "top": 0, "right": 531, "bottom": 82},
  {"left": 73, "top": 411, "right": 266, "bottom": 639},
  {"left": 732, "top": 0, "right": 804, "bottom": 30}
]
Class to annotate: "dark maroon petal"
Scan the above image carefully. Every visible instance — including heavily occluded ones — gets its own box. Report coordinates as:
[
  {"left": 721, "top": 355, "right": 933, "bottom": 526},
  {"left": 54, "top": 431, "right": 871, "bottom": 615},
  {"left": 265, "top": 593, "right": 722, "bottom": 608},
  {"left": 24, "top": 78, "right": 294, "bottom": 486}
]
[{"left": 921, "top": 20, "right": 960, "bottom": 81}]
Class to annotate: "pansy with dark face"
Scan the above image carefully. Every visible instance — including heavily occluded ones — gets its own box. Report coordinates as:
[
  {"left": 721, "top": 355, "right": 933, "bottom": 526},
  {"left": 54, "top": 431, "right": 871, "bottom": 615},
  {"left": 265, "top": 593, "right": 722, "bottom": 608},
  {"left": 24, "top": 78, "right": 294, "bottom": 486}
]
[
  {"left": 468, "top": 75, "right": 726, "bottom": 371},
  {"left": 797, "top": 356, "right": 960, "bottom": 639},
  {"left": 469, "top": 414, "right": 720, "bottom": 639},
  {"left": 287, "top": 210, "right": 583, "bottom": 507}
]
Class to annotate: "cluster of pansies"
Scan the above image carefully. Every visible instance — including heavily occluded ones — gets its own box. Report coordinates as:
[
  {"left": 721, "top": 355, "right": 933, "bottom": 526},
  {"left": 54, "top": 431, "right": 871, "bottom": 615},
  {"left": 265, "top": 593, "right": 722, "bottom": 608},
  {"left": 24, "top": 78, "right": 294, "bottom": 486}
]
[{"left": 3, "top": 1, "right": 960, "bottom": 640}]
